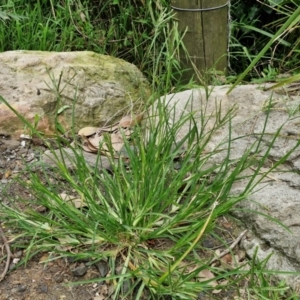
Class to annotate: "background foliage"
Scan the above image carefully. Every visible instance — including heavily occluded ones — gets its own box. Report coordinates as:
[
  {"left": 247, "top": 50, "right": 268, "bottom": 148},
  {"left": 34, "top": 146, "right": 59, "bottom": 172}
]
[
  {"left": 0, "top": 0, "right": 299, "bottom": 85},
  {"left": 230, "top": 0, "right": 300, "bottom": 80},
  {"left": 0, "top": 0, "right": 181, "bottom": 91}
]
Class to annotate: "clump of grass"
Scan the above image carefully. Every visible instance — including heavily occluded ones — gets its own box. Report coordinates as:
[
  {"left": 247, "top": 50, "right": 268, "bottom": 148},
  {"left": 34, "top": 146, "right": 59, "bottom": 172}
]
[{"left": 1, "top": 93, "right": 299, "bottom": 299}]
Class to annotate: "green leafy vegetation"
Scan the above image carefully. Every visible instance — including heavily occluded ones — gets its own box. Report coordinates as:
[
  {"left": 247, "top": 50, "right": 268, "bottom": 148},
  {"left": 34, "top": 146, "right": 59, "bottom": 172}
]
[
  {"left": 1, "top": 93, "right": 300, "bottom": 298},
  {"left": 230, "top": 0, "right": 300, "bottom": 81},
  {"left": 228, "top": 3, "right": 300, "bottom": 93},
  {"left": 0, "top": 0, "right": 187, "bottom": 91},
  {"left": 1, "top": 1, "right": 300, "bottom": 299},
  {"left": 1, "top": 0, "right": 299, "bottom": 87}
]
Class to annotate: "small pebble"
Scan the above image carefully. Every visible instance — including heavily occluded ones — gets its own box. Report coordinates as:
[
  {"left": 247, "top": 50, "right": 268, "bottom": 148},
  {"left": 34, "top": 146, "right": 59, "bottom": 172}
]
[
  {"left": 20, "top": 134, "right": 31, "bottom": 140},
  {"left": 67, "top": 257, "right": 76, "bottom": 263},
  {"left": 38, "top": 284, "right": 48, "bottom": 293},
  {"left": 202, "top": 236, "right": 216, "bottom": 248},
  {"left": 11, "top": 284, "right": 27, "bottom": 294},
  {"left": 12, "top": 258, "right": 20, "bottom": 264},
  {"left": 121, "top": 280, "right": 130, "bottom": 294},
  {"left": 96, "top": 261, "right": 109, "bottom": 277},
  {"left": 54, "top": 274, "right": 64, "bottom": 283},
  {"left": 71, "top": 263, "right": 87, "bottom": 276},
  {"left": 25, "top": 153, "right": 35, "bottom": 162}
]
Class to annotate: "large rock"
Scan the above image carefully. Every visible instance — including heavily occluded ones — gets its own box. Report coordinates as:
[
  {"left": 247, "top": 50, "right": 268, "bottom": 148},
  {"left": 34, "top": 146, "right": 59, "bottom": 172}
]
[
  {"left": 148, "top": 85, "right": 300, "bottom": 288},
  {"left": 41, "top": 148, "right": 113, "bottom": 172},
  {"left": 0, "top": 51, "right": 150, "bottom": 137}
]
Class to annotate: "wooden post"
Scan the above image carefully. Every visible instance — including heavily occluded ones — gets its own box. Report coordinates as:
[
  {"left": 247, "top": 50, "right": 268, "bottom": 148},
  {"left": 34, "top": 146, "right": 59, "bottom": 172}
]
[{"left": 171, "top": 0, "right": 228, "bottom": 83}]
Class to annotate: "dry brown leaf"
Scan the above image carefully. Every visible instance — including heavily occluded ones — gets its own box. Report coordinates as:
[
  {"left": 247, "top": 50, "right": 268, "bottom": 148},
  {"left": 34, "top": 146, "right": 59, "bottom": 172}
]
[
  {"left": 71, "top": 198, "right": 86, "bottom": 209},
  {"left": 93, "top": 296, "right": 105, "bottom": 300},
  {"left": 35, "top": 205, "right": 47, "bottom": 213},
  {"left": 178, "top": 261, "right": 195, "bottom": 274},
  {"left": 236, "top": 249, "right": 246, "bottom": 261},
  {"left": 119, "top": 116, "right": 132, "bottom": 128},
  {"left": 220, "top": 253, "right": 234, "bottom": 270},
  {"left": 198, "top": 269, "right": 218, "bottom": 287},
  {"left": 110, "top": 132, "right": 124, "bottom": 152},
  {"left": 39, "top": 253, "right": 51, "bottom": 263},
  {"left": 212, "top": 288, "right": 222, "bottom": 294},
  {"left": 119, "top": 113, "right": 144, "bottom": 128},
  {"left": 221, "top": 253, "right": 233, "bottom": 265},
  {"left": 57, "top": 235, "right": 80, "bottom": 247},
  {"left": 180, "top": 261, "right": 218, "bottom": 287},
  {"left": 78, "top": 127, "right": 98, "bottom": 137},
  {"left": 122, "top": 128, "right": 133, "bottom": 138},
  {"left": 89, "top": 133, "right": 123, "bottom": 154},
  {"left": 92, "top": 134, "right": 110, "bottom": 152},
  {"left": 4, "top": 170, "right": 11, "bottom": 179},
  {"left": 198, "top": 269, "right": 223, "bottom": 295},
  {"left": 89, "top": 135, "right": 104, "bottom": 149},
  {"left": 78, "top": 113, "right": 142, "bottom": 156},
  {"left": 135, "top": 112, "right": 144, "bottom": 123},
  {"left": 59, "top": 192, "right": 72, "bottom": 201},
  {"left": 81, "top": 143, "right": 97, "bottom": 153},
  {"left": 214, "top": 249, "right": 221, "bottom": 257},
  {"left": 99, "top": 124, "right": 119, "bottom": 132},
  {"left": 82, "top": 136, "right": 99, "bottom": 152},
  {"left": 59, "top": 193, "right": 86, "bottom": 208}
]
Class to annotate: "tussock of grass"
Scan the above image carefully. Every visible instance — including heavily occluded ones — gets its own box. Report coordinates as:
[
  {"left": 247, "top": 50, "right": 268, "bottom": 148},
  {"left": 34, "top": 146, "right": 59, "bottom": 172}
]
[{"left": 1, "top": 94, "right": 299, "bottom": 299}]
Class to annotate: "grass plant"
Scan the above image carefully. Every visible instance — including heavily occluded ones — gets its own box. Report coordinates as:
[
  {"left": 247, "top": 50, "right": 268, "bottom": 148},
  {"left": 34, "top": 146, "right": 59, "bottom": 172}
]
[
  {"left": 1, "top": 0, "right": 300, "bottom": 298},
  {"left": 1, "top": 92, "right": 300, "bottom": 298}
]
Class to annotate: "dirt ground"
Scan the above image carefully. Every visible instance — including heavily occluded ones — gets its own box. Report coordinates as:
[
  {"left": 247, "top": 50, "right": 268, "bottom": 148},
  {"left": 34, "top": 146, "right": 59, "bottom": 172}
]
[
  {"left": 0, "top": 255, "right": 102, "bottom": 300},
  {"left": 0, "top": 134, "right": 247, "bottom": 300},
  {"left": 0, "top": 136, "right": 101, "bottom": 300}
]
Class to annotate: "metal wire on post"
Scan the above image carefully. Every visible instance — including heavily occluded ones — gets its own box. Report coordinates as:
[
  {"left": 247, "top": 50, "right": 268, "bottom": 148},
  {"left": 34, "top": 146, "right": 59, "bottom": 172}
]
[{"left": 170, "top": 2, "right": 229, "bottom": 12}]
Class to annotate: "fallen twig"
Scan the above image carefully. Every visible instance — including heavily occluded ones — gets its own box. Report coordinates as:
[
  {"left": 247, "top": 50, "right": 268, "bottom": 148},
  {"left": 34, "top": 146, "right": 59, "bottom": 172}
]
[
  {"left": 0, "top": 223, "right": 12, "bottom": 282},
  {"left": 210, "top": 229, "right": 248, "bottom": 265}
]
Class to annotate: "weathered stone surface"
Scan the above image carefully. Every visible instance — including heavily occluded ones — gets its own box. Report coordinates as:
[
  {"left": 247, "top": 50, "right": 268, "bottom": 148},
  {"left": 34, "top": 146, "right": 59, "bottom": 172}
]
[
  {"left": 42, "top": 148, "right": 113, "bottom": 171},
  {"left": 0, "top": 51, "right": 150, "bottom": 137},
  {"left": 148, "top": 85, "right": 300, "bottom": 288}
]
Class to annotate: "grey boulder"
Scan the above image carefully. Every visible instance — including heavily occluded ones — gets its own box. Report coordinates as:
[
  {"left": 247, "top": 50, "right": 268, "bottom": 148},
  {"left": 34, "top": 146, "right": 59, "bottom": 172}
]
[{"left": 0, "top": 50, "right": 150, "bottom": 137}]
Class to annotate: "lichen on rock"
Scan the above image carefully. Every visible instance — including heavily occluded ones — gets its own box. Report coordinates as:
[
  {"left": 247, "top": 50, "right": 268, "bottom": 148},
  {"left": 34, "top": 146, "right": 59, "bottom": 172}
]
[{"left": 0, "top": 50, "right": 151, "bottom": 137}]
